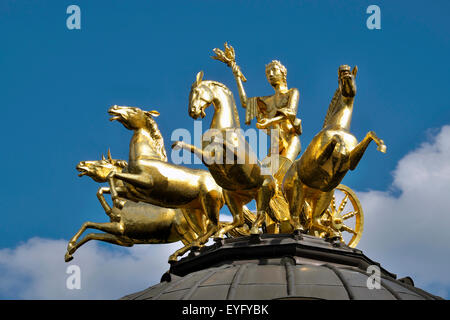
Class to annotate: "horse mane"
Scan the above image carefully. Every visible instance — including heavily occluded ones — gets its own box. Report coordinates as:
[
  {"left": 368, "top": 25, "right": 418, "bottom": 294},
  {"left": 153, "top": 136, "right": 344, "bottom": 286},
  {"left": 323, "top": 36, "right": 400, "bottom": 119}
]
[
  {"left": 322, "top": 87, "right": 342, "bottom": 128},
  {"left": 205, "top": 80, "right": 241, "bottom": 127},
  {"left": 145, "top": 116, "right": 168, "bottom": 162}
]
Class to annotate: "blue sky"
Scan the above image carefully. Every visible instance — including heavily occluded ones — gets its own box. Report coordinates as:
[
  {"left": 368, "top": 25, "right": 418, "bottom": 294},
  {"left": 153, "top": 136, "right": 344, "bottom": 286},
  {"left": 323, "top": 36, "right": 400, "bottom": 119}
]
[{"left": 0, "top": 0, "right": 449, "bottom": 299}]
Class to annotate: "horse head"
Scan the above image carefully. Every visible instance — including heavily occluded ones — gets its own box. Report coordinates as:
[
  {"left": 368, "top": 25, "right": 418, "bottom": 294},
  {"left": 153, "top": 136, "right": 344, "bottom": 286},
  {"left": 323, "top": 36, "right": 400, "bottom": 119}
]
[
  {"left": 338, "top": 65, "right": 357, "bottom": 98},
  {"left": 108, "top": 105, "right": 167, "bottom": 162},
  {"left": 108, "top": 105, "right": 160, "bottom": 131},
  {"left": 188, "top": 71, "right": 215, "bottom": 119},
  {"left": 76, "top": 150, "right": 128, "bottom": 183},
  {"left": 188, "top": 71, "right": 240, "bottom": 131}
]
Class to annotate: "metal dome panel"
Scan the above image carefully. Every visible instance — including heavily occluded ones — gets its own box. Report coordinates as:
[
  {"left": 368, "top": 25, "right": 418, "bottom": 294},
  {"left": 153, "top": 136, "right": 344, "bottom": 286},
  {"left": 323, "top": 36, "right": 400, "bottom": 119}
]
[{"left": 121, "top": 234, "right": 442, "bottom": 300}]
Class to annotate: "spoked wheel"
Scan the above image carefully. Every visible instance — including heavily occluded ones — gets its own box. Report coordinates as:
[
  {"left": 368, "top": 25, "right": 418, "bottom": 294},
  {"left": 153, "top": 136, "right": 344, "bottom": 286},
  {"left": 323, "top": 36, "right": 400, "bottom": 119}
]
[{"left": 320, "top": 184, "right": 364, "bottom": 248}]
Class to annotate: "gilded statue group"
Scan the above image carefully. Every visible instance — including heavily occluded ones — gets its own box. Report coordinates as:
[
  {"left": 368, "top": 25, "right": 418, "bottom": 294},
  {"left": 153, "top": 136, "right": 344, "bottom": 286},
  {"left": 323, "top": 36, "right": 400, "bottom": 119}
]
[{"left": 65, "top": 44, "right": 386, "bottom": 263}]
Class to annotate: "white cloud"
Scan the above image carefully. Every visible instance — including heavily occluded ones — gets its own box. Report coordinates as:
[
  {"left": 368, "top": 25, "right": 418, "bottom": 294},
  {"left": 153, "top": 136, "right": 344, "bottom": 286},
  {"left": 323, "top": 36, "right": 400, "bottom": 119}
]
[
  {"left": 1, "top": 126, "right": 449, "bottom": 299},
  {"left": 357, "top": 125, "right": 450, "bottom": 298},
  {"left": 0, "top": 238, "right": 182, "bottom": 299}
]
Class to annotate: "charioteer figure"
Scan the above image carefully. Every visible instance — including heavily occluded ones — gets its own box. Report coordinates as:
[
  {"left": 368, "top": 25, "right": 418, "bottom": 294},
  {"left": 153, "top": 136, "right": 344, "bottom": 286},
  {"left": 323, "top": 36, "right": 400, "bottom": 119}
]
[{"left": 212, "top": 43, "right": 302, "bottom": 182}]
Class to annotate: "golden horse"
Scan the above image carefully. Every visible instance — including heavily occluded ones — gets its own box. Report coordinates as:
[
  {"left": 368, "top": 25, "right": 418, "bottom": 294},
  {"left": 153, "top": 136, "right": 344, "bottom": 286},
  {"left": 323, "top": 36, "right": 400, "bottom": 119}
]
[
  {"left": 64, "top": 151, "right": 199, "bottom": 262},
  {"left": 106, "top": 105, "right": 225, "bottom": 262},
  {"left": 172, "top": 72, "right": 276, "bottom": 237},
  {"left": 283, "top": 65, "right": 386, "bottom": 237}
]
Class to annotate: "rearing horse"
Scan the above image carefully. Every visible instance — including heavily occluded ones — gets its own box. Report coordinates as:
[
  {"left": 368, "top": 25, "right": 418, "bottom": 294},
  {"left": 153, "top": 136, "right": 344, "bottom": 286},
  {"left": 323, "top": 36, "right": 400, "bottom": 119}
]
[
  {"left": 283, "top": 65, "right": 386, "bottom": 236},
  {"left": 64, "top": 152, "right": 199, "bottom": 262},
  {"left": 106, "top": 105, "right": 225, "bottom": 262},
  {"left": 172, "top": 71, "right": 276, "bottom": 237}
]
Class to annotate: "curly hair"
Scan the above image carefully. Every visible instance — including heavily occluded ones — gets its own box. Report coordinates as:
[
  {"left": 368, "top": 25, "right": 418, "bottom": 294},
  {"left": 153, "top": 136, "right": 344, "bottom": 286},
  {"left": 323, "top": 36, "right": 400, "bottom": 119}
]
[{"left": 265, "top": 60, "right": 287, "bottom": 79}]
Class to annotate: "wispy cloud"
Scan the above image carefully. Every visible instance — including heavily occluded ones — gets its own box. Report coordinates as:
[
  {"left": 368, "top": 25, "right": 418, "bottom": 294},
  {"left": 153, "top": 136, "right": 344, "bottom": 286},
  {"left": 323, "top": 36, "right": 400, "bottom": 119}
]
[{"left": 1, "top": 126, "right": 449, "bottom": 299}]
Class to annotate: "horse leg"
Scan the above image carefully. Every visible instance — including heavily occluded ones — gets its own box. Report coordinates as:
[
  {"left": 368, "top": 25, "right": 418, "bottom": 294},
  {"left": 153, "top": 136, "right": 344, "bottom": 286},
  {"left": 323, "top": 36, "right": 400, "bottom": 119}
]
[
  {"left": 349, "top": 131, "right": 386, "bottom": 170},
  {"left": 96, "top": 186, "right": 122, "bottom": 223},
  {"left": 242, "top": 205, "right": 256, "bottom": 225},
  {"left": 172, "top": 210, "right": 199, "bottom": 245},
  {"left": 107, "top": 174, "right": 123, "bottom": 209},
  {"left": 285, "top": 172, "right": 307, "bottom": 232},
  {"left": 168, "top": 243, "right": 195, "bottom": 263},
  {"left": 168, "top": 212, "right": 218, "bottom": 263},
  {"left": 108, "top": 172, "right": 151, "bottom": 209},
  {"left": 113, "top": 172, "right": 154, "bottom": 189},
  {"left": 282, "top": 134, "right": 301, "bottom": 163},
  {"left": 171, "top": 141, "right": 214, "bottom": 164},
  {"left": 214, "top": 190, "right": 245, "bottom": 239},
  {"left": 195, "top": 224, "right": 219, "bottom": 247},
  {"left": 66, "top": 221, "right": 124, "bottom": 252},
  {"left": 309, "top": 191, "right": 335, "bottom": 237},
  {"left": 96, "top": 186, "right": 135, "bottom": 216},
  {"left": 251, "top": 178, "right": 276, "bottom": 235},
  {"left": 178, "top": 229, "right": 198, "bottom": 246},
  {"left": 65, "top": 221, "right": 127, "bottom": 261},
  {"left": 65, "top": 233, "right": 133, "bottom": 262},
  {"left": 317, "top": 135, "right": 343, "bottom": 165},
  {"left": 97, "top": 187, "right": 113, "bottom": 215},
  {"left": 197, "top": 190, "right": 221, "bottom": 242}
]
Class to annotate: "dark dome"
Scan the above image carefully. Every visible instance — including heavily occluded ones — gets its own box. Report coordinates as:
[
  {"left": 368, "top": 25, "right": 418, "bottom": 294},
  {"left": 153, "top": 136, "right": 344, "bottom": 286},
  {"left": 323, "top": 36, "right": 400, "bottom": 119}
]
[{"left": 121, "top": 234, "right": 442, "bottom": 300}]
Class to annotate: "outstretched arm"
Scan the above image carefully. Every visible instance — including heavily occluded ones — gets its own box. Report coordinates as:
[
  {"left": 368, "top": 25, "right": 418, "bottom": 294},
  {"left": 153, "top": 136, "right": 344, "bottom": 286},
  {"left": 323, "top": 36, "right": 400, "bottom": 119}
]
[
  {"left": 233, "top": 67, "right": 248, "bottom": 108},
  {"left": 212, "top": 43, "right": 249, "bottom": 108}
]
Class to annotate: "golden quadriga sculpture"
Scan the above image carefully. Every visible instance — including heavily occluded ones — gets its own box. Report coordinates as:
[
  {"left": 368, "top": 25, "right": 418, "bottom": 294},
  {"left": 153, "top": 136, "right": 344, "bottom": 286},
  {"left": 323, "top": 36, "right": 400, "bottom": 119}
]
[{"left": 65, "top": 44, "right": 386, "bottom": 263}]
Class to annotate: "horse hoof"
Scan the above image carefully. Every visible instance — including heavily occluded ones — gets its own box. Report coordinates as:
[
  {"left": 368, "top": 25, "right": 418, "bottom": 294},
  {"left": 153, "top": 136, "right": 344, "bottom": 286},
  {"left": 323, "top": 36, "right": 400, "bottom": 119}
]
[
  {"left": 378, "top": 144, "right": 387, "bottom": 153},
  {"left": 250, "top": 227, "right": 261, "bottom": 235},
  {"left": 64, "top": 252, "right": 73, "bottom": 262},
  {"left": 66, "top": 243, "right": 76, "bottom": 254},
  {"left": 113, "top": 199, "right": 125, "bottom": 209},
  {"left": 191, "top": 244, "right": 203, "bottom": 251},
  {"left": 213, "top": 232, "right": 224, "bottom": 241},
  {"left": 168, "top": 256, "right": 178, "bottom": 263},
  {"left": 249, "top": 233, "right": 261, "bottom": 244},
  {"left": 326, "top": 234, "right": 342, "bottom": 244}
]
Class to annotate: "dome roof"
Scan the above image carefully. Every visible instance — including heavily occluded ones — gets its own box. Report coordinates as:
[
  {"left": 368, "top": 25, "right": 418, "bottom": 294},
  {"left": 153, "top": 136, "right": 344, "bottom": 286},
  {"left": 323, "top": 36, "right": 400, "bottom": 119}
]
[{"left": 121, "top": 234, "right": 442, "bottom": 300}]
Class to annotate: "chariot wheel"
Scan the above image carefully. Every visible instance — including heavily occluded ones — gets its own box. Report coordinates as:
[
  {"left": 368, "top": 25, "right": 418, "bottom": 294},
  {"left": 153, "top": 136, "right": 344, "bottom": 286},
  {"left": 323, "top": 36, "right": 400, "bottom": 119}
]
[{"left": 320, "top": 184, "right": 364, "bottom": 248}]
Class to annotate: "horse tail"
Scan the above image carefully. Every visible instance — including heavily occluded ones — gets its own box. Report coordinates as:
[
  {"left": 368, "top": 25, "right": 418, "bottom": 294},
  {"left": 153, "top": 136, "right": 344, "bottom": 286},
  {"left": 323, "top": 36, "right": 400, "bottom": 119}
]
[
  {"left": 322, "top": 88, "right": 341, "bottom": 128},
  {"left": 242, "top": 205, "right": 256, "bottom": 224}
]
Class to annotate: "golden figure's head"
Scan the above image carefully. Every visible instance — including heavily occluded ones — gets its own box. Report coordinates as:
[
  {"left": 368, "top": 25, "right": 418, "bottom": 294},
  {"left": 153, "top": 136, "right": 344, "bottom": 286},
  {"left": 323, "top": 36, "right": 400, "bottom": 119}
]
[
  {"left": 338, "top": 65, "right": 358, "bottom": 98},
  {"left": 76, "top": 151, "right": 127, "bottom": 183},
  {"left": 265, "top": 60, "right": 287, "bottom": 88}
]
